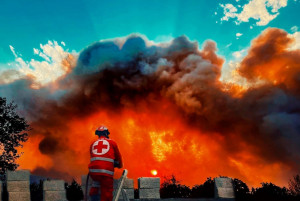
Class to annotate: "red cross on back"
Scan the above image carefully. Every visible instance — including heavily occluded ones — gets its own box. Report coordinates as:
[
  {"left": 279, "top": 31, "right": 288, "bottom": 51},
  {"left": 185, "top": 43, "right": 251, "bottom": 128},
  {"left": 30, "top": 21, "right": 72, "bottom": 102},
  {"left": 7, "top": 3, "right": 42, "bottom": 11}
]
[
  {"left": 95, "top": 140, "right": 108, "bottom": 153},
  {"left": 92, "top": 139, "right": 110, "bottom": 155}
]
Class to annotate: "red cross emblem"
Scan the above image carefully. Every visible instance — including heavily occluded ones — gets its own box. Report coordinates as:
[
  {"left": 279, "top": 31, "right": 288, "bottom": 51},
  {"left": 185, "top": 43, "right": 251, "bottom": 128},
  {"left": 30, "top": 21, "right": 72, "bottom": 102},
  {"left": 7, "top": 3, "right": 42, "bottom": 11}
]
[{"left": 92, "top": 139, "right": 110, "bottom": 155}]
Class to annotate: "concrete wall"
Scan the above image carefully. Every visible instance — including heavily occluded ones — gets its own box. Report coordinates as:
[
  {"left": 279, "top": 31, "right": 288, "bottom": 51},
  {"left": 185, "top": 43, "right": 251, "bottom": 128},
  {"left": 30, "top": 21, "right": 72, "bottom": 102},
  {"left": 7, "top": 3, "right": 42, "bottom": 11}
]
[
  {"left": 81, "top": 175, "right": 161, "bottom": 200},
  {"left": 1, "top": 170, "right": 235, "bottom": 201},
  {"left": 114, "top": 178, "right": 134, "bottom": 200},
  {"left": 43, "top": 180, "right": 66, "bottom": 201},
  {"left": 2, "top": 170, "right": 67, "bottom": 201},
  {"left": 214, "top": 177, "right": 235, "bottom": 200},
  {"left": 138, "top": 177, "right": 160, "bottom": 199},
  {"left": 6, "top": 170, "right": 31, "bottom": 201}
]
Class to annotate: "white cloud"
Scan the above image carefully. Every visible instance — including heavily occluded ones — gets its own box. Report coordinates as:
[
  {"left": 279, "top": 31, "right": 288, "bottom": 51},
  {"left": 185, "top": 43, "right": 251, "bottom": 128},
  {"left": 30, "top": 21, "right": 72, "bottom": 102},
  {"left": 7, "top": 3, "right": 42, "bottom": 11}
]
[
  {"left": 8, "top": 41, "right": 77, "bottom": 88},
  {"left": 220, "top": 4, "right": 238, "bottom": 21},
  {"left": 233, "top": 48, "right": 248, "bottom": 59},
  {"left": 288, "top": 31, "right": 300, "bottom": 50},
  {"left": 221, "top": 48, "right": 251, "bottom": 87},
  {"left": 236, "top": 33, "right": 243, "bottom": 37},
  {"left": 233, "top": 51, "right": 243, "bottom": 59},
  {"left": 291, "top": 26, "right": 298, "bottom": 33},
  {"left": 226, "top": 43, "right": 232, "bottom": 48},
  {"left": 267, "top": 0, "right": 287, "bottom": 12},
  {"left": 220, "top": 0, "right": 288, "bottom": 26},
  {"left": 9, "top": 45, "right": 17, "bottom": 57}
]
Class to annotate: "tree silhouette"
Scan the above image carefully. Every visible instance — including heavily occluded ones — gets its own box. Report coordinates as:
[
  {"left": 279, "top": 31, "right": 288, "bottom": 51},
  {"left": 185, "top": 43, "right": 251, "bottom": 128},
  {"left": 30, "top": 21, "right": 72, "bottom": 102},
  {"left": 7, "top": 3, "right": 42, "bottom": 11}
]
[
  {"left": 289, "top": 174, "right": 300, "bottom": 196},
  {"left": 252, "top": 182, "right": 291, "bottom": 201},
  {"left": 159, "top": 174, "right": 300, "bottom": 200},
  {"left": 160, "top": 175, "right": 191, "bottom": 198},
  {"left": 65, "top": 179, "right": 84, "bottom": 201},
  {"left": 0, "top": 97, "right": 29, "bottom": 175},
  {"left": 232, "top": 178, "right": 251, "bottom": 201},
  {"left": 30, "top": 180, "right": 43, "bottom": 201},
  {"left": 191, "top": 177, "right": 214, "bottom": 198}
]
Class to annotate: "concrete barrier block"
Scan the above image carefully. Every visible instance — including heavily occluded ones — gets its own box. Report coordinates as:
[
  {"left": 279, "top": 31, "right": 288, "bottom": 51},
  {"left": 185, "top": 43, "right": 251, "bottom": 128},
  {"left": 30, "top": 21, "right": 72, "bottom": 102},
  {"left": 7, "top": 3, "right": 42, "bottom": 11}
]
[
  {"left": 43, "top": 190, "right": 66, "bottom": 201},
  {"left": 215, "top": 177, "right": 234, "bottom": 188},
  {"left": 7, "top": 170, "right": 30, "bottom": 181},
  {"left": 214, "top": 177, "right": 235, "bottom": 199},
  {"left": 114, "top": 178, "right": 134, "bottom": 189},
  {"left": 139, "top": 188, "right": 160, "bottom": 199},
  {"left": 43, "top": 180, "right": 65, "bottom": 191},
  {"left": 215, "top": 187, "right": 235, "bottom": 199},
  {"left": 113, "top": 188, "right": 134, "bottom": 200},
  {"left": 7, "top": 181, "right": 30, "bottom": 192},
  {"left": 8, "top": 191, "right": 30, "bottom": 201},
  {"left": 138, "top": 177, "right": 160, "bottom": 189},
  {"left": 121, "top": 188, "right": 134, "bottom": 199}
]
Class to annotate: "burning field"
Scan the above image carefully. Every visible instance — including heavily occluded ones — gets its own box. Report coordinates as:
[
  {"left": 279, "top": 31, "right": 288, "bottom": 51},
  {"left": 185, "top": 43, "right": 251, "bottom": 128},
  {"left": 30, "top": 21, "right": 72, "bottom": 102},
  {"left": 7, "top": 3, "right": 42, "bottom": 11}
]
[{"left": 1, "top": 28, "right": 300, "bottom": 187}]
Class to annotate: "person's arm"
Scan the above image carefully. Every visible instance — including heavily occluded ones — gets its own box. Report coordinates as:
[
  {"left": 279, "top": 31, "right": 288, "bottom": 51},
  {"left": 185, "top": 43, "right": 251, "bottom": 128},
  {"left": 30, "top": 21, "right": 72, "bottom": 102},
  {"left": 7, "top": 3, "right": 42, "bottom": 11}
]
[{"left": 113, "top": 142, "right": 123, "bottom": 168}]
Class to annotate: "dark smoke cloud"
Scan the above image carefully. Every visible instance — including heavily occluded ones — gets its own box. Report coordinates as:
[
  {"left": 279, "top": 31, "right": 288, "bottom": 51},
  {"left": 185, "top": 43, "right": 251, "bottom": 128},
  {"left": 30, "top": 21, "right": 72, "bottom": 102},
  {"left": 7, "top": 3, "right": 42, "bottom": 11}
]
[
  {"left": 39, "top": 135, "right": 66, "bottom": 155},
  {"left": 1, "top": 30, "right": 300, "bottom": 184}
]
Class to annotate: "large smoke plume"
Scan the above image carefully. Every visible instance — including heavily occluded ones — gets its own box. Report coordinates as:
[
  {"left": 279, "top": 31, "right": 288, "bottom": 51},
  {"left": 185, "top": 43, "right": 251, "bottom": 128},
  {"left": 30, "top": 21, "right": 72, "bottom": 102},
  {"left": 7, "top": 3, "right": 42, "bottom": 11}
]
[{"left": 0, "top": 28, "right": 299, "bottom": 186}]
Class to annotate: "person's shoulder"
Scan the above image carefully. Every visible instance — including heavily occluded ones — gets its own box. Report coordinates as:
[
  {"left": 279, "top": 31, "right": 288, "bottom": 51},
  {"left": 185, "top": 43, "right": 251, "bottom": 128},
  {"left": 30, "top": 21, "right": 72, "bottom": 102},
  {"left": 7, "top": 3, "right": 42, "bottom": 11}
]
[{"left": 107, "top": 138, "right": 115, "bottom": 142}]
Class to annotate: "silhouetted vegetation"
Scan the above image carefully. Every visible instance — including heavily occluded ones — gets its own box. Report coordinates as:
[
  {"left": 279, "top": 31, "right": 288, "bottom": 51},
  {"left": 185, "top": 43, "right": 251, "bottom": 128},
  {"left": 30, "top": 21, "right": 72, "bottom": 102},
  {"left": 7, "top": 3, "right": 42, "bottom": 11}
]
[
  {"left": 134, "top": 188, "right": 139, "bottom": 199},
  {"left": 0, "top": 97, "right": 30, "bottom": 174},
  {"left": 289, "top": 174, "right": 300, "bottom": 197},
  {"left": 251, "top": 182, "right": 291, "bottom": 201},
  {"left": 65, "top": 179, "right": 84, "bottom": 201},
  {"left": 2, "top": 182, "right": 8, "bottom": 201},
  {"left": 30, "top": 181, "right": 43, "bottom": 201},
  {"left": 160, "top": 174, "right": 300, "bottom": 201},
  {"left": 191, "top": 177, "right": 214, "bottom": 198},
  {"left": 160, "top": 175, "right": 191, "bottom": 198},
  {"left": 231, "top": 178, "right": 251, "bottom": 201}
]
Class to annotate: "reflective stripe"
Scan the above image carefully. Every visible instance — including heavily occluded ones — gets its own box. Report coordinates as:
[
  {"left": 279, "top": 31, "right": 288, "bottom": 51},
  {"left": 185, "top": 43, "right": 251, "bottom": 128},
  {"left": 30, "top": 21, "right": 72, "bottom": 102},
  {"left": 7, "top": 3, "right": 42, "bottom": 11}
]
[
  {"left": 91, "top": 157, "right": 114, "bottom": 163},
  {"left": 89, "top": 169, "right": 114, "bottom": 175}
]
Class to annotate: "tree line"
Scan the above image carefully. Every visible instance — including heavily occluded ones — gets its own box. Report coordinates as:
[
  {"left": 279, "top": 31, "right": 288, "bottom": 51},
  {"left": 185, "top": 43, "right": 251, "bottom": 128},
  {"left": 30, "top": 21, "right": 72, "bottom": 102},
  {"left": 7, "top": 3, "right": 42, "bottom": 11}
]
[{"left": 160, "top": 174, "right": 300, "bottom": 201}]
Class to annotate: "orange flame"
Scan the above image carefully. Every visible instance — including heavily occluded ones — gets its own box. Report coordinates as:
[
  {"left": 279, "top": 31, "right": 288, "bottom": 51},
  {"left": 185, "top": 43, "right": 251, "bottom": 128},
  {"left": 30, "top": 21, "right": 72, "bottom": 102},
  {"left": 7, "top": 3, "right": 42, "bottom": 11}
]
[{"left": 17, "top": 100, "right": 294, "bottom": 187}]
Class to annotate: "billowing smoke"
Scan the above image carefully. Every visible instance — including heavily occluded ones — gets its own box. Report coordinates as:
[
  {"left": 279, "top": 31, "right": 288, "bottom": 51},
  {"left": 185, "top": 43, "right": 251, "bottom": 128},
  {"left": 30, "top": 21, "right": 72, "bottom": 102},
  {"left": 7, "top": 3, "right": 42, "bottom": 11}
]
[{"left": 0, "top": 29, "right": 299, "bottom": 186}]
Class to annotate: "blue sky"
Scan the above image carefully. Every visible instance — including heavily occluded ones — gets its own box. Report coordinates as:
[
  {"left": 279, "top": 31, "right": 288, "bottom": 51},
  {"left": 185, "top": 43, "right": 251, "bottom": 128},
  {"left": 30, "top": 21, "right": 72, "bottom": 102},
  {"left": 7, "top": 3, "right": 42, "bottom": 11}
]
[{"left": 0, "top": 0, "right": 299, "bottom": 70}]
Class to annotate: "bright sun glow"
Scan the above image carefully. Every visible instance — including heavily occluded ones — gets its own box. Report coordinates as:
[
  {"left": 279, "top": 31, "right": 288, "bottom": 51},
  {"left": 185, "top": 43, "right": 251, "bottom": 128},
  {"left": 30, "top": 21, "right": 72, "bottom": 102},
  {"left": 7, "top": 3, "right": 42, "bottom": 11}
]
[{"left": 151, "top": 169, "right": 158, "bottom": 176}]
